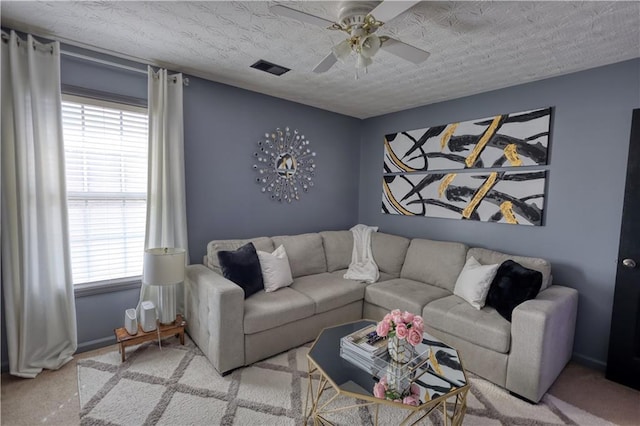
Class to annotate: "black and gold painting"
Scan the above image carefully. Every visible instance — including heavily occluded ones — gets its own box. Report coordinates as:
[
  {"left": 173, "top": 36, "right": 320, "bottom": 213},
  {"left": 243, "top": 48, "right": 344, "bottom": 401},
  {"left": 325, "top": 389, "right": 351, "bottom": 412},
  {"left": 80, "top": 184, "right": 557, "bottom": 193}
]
[
  {"left": 383, "top": 108, "right": 551, "bottom": 173},
  {"left": 382, "top": 170, "right": 546, "bottom": 226}
]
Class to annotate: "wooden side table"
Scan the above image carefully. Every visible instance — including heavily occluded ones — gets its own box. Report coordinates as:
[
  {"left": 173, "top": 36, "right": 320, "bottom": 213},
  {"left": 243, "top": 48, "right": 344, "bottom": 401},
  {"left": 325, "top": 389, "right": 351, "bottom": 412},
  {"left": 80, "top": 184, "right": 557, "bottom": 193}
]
[{"left": 114, "top": 313, "right": 186, "bottom": 362}]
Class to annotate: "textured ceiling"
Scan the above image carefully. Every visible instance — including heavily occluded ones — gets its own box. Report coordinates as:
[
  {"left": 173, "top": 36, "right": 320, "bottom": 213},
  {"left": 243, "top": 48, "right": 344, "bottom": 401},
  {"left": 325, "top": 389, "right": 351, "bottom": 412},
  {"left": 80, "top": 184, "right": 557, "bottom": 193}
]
[{"left": 2, "top": 1, "right": 639, "bottom": 118}]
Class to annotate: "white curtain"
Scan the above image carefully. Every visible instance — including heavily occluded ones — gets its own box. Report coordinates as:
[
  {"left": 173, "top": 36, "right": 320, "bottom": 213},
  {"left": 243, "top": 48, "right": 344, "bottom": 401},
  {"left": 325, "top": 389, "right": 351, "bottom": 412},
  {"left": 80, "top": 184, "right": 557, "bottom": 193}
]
[
  {"left": 139, "top": 67, "right": 189, "bottom": 316},
  {"left": 1, "top": 31, "right": 77, "bottom": 378}
]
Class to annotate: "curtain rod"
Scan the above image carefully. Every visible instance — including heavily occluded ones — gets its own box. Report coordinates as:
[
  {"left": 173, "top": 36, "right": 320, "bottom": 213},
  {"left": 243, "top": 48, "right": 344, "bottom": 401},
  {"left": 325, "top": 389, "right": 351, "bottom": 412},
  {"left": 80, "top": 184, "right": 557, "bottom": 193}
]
[
  {"left": 62, "top": 50, "right": 146, "bottom": 74},
  {"left": 61, "top": 50, "right": 190, "bottom": 86},
  {"left": 2, "top": 31, "right": 189, "bottom": 86},
  {"left": 1, "top": 30, "right": 54, "bottom": 54}
]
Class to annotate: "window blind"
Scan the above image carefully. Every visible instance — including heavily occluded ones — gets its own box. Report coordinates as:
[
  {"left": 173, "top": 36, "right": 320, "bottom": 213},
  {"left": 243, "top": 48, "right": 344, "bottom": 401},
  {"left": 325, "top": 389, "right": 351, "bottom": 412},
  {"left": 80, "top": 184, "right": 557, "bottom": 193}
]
[{"left": 62, "top": 95, "right": 148, "bottom": 285}]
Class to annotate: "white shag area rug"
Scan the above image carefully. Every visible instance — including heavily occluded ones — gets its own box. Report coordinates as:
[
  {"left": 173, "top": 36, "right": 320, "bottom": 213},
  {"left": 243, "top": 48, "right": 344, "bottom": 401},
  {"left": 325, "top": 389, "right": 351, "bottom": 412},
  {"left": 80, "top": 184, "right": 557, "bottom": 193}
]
[{"left": 77, "top": 337, "right": 615, "bottom": 425}]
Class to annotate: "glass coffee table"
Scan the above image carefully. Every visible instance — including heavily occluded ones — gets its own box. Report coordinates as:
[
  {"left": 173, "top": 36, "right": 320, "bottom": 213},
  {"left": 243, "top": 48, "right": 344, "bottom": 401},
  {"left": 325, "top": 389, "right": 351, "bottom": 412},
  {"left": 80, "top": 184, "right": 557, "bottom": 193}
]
[{"left": 306, "top": 320, "right": 469, "bottom": 425}]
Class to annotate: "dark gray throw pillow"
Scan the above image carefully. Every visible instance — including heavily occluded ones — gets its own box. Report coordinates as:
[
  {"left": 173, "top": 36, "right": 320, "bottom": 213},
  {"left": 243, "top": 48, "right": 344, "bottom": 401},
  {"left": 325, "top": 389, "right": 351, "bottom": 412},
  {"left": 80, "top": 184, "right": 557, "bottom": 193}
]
[
  {"left": 217, "top": 242, "right": 264, "bottom": 299},
  {"left": 486, "top": 260, "right": 543, "bottom": 321}
]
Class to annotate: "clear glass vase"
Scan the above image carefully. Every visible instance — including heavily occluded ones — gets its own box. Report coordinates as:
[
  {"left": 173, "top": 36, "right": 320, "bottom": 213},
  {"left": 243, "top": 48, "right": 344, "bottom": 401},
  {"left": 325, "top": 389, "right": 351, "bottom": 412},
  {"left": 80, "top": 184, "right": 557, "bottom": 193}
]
[
  {"left": 385, "top": 360, "right": 411, "bottom": 397},
  {"left": 388, "top": 336, "right": 413, "bottom": 363}
]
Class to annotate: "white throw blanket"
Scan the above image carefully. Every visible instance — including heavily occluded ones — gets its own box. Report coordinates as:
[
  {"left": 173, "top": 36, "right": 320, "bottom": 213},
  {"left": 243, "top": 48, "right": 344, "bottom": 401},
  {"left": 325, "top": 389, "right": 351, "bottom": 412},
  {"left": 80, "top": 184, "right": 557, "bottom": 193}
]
[{"left": 344, "top": 224, "right": 380, "bottom": 283}]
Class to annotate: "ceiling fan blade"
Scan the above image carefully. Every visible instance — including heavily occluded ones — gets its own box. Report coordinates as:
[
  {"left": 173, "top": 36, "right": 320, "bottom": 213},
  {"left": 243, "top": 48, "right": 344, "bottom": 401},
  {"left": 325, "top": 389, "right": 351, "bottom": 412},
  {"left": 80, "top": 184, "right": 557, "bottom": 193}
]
[
  {"left": 381, "top": 38, "right": 430, "bottom": 64},
  {"left": 269, "top": 4, "right": 335, "bottom": 28},
  {"left": 313, "top": 52, "right": 338, "bottom": 73},
  {"left": 369, "top": 1, "right": 420, "bottom": 23}
]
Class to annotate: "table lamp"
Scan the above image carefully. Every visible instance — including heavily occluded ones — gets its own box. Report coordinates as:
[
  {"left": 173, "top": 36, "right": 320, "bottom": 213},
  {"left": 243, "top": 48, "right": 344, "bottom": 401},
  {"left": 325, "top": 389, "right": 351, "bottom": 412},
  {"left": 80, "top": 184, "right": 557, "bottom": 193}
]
[{"left": 143, "top": 247, "right": 185, "bottom": 324}]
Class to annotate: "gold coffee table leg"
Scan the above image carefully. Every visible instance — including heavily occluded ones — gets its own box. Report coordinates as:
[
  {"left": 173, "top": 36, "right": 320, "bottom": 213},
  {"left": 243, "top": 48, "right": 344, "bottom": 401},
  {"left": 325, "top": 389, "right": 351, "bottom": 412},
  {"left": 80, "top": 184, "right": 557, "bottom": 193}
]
[
  {"left": 374, "top": 403, "right": 379, "bottom": 426},
  {"left": 306, "top": 360, "right": 320, "bottom": 422},
  {"left": 439, "top": 388, "right": 468, "bottom": 426}
]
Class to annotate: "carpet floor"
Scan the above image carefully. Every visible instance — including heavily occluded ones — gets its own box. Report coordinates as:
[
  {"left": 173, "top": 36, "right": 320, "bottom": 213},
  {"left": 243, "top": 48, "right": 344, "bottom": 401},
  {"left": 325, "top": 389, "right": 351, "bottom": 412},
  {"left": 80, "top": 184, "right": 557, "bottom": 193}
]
[{"left": 77, "top": 337, "right": 617, "bottom": 425}]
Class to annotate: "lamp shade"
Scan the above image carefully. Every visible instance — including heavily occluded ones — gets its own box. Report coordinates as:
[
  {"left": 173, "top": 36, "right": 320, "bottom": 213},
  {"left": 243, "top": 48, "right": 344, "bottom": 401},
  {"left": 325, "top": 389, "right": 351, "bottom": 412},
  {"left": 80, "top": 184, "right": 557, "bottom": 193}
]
[{"left": 143, "top": 248, "right": 185, "bottom": 286}]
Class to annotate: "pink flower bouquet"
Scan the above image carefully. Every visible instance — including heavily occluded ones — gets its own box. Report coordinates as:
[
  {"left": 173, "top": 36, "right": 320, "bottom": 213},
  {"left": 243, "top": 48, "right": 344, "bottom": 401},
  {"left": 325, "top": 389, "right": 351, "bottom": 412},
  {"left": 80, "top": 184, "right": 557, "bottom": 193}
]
[
  {"left": 373, "top": 376, "right": 421, "bottom": 405},
  {"left": 376, "top": 309, "right": 425, "bottom": 347}
]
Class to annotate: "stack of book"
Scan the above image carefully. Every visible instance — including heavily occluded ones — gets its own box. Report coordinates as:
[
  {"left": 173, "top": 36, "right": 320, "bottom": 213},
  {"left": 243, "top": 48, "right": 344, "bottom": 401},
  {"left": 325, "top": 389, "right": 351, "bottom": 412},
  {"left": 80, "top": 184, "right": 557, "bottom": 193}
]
[{"left": 339, "top": 324, "right": 388, "bottom": 374}]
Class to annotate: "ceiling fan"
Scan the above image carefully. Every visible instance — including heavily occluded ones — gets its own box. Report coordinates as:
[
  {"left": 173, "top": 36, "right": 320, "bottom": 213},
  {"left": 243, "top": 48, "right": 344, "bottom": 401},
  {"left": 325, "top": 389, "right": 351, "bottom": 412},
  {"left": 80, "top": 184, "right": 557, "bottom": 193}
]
[{"left": 270, "top": 1, "right": 430, "bottom": 76}]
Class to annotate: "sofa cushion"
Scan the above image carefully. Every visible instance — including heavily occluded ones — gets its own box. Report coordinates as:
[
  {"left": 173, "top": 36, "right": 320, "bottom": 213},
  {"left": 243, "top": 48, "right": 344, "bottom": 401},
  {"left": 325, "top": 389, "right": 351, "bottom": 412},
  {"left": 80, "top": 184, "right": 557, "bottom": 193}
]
[
  {"left": 243, "top": 287, "right": 315, "bottom": 334},
  {"left": 290, "top": 273, "right": 367, "bottom": 314},
  {"left": 377, "top": 271, "right": 396, "bottom": 282},
  {"left": 365, "top": 278, "right": 451, "bottom": 315},
  {"left": 320, "top": 231, "right": 353, "bottom": 272},
  {"left": 207, "top": 237, "right": 274, "bottom": 274},
  {"left": 272, "top": 233, "right": 327, "bottom": 278},
  {"left": 422, "top": 295, "right": 511, "bottom": 353},
  {"left": 453, "top": 256, "right": 500, "bottom": 310},
  {"left": 217, "top": 243, "right": 264, "bottom": 299},
  {"left": 257, "top": 245, "right": 293, "bottom": 293},
  {"left": 468, "top": 247, "right": 552, "bottom": 290},
  {"left": 401, "top": 239, "right": 468, "bottom": 292},
  {"left": 329, "top": 269, "right": 395, "bottom": 283},
  {"left": 486, "top": 260, "right": 543, "bottom": 321},
  {"left": 371, "top": 232, "right": 410, "bottom": 277}
]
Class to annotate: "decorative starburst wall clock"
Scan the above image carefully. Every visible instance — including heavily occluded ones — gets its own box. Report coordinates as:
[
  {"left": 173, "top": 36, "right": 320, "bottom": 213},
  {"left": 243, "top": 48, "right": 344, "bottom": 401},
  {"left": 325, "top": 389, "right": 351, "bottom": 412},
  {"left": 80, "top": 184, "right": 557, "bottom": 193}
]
[{"left": 253, "top": 127, "right": 316, "bottom": 202}]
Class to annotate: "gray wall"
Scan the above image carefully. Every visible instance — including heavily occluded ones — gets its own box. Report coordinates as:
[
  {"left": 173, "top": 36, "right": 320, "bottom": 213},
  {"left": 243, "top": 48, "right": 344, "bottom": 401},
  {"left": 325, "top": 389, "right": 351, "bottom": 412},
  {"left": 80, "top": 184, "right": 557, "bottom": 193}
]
[
  {"left": 358, "top": 59, "right": 640, "bottom": 368},
  {"left": 1, "top": 50, "right": 360, "bottom": 370},
  {"left": 183, "top": 75, "right": 361, "bottom": 263}
]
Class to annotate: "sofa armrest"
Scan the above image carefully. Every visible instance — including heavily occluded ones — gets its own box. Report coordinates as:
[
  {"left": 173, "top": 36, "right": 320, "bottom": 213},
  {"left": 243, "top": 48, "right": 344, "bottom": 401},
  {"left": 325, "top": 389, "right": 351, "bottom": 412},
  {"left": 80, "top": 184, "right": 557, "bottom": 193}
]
[
  {"left": 506, "top": 285, "right": 578, "bottom": 402},
  {"left": 184, "top": 264, "right": 245, "bottom": 374}
]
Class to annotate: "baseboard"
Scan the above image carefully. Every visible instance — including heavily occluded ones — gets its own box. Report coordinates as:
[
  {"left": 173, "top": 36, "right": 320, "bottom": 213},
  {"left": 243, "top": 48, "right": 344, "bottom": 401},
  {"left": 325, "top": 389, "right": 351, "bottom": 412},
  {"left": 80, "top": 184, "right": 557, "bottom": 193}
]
[
  {"left": 77, "top": 335, "right": 117, "bottom": 354},
  {"left": 572, "top": 352, "right": 606, "bottom": 371}
]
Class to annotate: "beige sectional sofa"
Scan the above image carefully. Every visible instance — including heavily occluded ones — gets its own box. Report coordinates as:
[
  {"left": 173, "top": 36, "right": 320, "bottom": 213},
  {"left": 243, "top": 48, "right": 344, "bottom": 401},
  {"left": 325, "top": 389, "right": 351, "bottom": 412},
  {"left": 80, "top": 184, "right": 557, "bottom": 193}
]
[{"left": 184, "top": 230, "right": 578, "bottom": 403}]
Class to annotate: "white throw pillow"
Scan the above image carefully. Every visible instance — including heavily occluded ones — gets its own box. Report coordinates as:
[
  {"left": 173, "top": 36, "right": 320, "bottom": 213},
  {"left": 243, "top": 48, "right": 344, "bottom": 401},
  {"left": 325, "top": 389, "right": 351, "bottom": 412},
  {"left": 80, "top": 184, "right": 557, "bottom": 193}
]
[
  {"left": 257, "top": 245, "right": 293, "bottom": 292},
  {"left": 454, "top": 256, "right": 500, "bottom": 310}
]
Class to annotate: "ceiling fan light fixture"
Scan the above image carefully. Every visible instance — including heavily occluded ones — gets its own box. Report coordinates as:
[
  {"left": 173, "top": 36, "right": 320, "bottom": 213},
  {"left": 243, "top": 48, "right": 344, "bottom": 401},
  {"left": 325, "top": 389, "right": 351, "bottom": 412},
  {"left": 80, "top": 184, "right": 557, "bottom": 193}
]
[
  {"left": 271, "top": 1, "right": 429, "bottom": 75},
  {"left": 332, "top": 39, "right": 352, "bottom": 61},
  {"left": 359, "top": 33, "right": 381, "bottom": 58}
]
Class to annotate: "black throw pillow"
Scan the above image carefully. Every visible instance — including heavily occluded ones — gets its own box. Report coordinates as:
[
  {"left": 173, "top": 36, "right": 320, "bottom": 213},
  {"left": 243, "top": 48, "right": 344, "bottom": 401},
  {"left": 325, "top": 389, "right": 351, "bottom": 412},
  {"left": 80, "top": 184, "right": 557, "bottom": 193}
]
[
  {"left": 486, "top": 260, "right": 543, "bottom": 321},
  {"left": 217, "top": 242, "right": 264, "bottom": 299}
]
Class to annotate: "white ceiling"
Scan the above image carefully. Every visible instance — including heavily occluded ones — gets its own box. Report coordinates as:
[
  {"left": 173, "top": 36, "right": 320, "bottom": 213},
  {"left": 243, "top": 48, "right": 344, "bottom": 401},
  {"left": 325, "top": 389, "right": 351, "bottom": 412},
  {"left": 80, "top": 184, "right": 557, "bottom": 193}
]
[{"left": 2, "top": 1, "right": 639, "bottom": 118}]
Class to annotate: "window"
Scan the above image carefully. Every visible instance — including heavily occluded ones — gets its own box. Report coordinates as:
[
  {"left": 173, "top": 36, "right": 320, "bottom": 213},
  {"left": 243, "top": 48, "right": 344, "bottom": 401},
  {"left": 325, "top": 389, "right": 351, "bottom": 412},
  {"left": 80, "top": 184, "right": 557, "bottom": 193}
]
[{"left": 62, "top": 95, "right": 148, "bottom": 285}]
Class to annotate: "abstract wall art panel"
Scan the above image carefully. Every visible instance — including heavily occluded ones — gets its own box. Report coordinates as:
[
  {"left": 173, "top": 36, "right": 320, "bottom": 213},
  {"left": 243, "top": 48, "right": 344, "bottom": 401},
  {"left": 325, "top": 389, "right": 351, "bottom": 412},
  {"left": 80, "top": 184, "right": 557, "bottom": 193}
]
[
  {"left": 382, "top": 170, "right": 546, "bottom": 226},
  {"left": 383, "top": 108, "right": 551, "bottom": 172}
]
